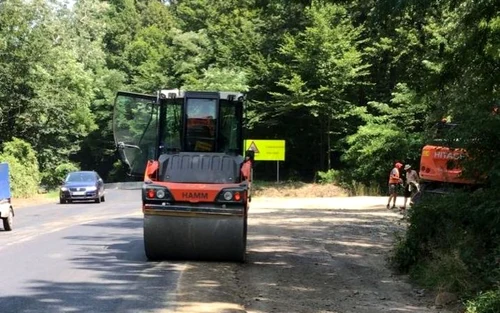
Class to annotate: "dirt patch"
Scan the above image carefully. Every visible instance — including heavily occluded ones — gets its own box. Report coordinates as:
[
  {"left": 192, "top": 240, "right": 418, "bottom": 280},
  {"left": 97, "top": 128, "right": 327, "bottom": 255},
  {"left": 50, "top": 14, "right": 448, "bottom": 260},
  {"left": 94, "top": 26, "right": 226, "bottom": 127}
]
[
  {"left": 167, "top": 197, "right": 457, "bottom": 313},
  {"left": 253, "top": 182, "right": 348, "bottom": 198},
  {"left": 11, "top": 195, "right": 57, "bottom": 208}
]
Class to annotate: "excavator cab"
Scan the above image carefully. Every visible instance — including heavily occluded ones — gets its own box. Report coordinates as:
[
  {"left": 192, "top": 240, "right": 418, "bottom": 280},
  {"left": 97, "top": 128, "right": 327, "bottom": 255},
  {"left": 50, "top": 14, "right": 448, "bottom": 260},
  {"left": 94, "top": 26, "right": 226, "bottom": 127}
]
[{"left": 113, "top": 89, "right": 252, "bottom": 262}]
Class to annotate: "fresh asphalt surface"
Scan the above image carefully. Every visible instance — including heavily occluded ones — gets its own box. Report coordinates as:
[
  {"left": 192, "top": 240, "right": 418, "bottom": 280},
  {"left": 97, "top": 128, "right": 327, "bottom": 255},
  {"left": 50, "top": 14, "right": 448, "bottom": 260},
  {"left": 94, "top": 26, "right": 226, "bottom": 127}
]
[{"left": 0, "top": 189, "right": 183, "bottom": 313}]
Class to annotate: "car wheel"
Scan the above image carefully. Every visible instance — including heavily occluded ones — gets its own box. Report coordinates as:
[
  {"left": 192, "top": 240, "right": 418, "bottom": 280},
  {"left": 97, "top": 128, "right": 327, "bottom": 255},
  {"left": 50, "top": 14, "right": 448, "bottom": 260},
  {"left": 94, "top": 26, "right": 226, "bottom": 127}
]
[
  {"left": 3, "top": 208, "right": 13, "bottom": 231},
  {"left": 59, "top": 198, "right": 66, "bottom": 204},
  {"left": 95, "top": 196, "right": 101, "bottom": 204},
  {"left": 100, "top": 195, "right": 105, "bottom": 202}
]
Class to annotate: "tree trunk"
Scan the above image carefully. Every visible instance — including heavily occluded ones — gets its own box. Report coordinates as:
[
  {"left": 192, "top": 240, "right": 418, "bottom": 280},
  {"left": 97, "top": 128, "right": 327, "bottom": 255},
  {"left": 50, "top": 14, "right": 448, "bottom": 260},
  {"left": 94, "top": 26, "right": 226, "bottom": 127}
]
[
  {"left": 327, "top": 114, "right": 331, "bottom": 170},
  {"left": 319, "top": 116, "right": 324, "bottom": 171}
]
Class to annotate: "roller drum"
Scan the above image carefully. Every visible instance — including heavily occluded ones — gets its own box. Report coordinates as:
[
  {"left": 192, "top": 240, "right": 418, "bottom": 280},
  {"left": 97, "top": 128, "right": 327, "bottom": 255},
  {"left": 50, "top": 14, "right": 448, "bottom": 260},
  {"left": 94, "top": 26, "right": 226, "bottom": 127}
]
[{"left": 144, "top": 211, "right": 247, "bottom": 262}]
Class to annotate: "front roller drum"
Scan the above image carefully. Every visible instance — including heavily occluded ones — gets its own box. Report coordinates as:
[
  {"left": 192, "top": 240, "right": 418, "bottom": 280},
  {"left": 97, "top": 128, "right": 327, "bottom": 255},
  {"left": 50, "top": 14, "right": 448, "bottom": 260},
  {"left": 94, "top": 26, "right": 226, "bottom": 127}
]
[{"left": 144, "top": 212, "right": 247, "bottom": 262}]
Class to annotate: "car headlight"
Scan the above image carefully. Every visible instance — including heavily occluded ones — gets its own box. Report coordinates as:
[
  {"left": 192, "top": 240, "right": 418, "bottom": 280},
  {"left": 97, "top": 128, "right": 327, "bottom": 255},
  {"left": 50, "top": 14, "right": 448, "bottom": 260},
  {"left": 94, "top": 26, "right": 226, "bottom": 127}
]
[
  {"left": 61, "top": 187, "right": 68, "bottom": 192},
  {"left": 86, "top": 186, "right": 97, "bottom": 191}
]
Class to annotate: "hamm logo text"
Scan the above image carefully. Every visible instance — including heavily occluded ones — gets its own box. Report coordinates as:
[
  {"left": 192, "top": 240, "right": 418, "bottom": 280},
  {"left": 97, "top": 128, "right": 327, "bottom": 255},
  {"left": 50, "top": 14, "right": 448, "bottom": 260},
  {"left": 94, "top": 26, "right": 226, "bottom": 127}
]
[{"left": 182, "top": 192, "right": 208, "bottom": 200}]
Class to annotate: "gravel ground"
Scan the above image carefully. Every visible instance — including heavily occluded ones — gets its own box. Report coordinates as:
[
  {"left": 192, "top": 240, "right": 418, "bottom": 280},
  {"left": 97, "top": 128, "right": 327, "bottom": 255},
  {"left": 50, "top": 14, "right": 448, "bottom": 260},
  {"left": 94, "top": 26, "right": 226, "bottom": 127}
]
[{"left": 165, "top": 197, "right": 456, "bottom": 313}]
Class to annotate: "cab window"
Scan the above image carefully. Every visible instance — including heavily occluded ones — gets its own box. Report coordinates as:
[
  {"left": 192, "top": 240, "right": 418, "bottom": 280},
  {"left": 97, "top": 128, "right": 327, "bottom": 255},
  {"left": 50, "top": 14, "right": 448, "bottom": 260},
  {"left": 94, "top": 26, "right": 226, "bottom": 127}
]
[{"left": 185, "top": 98, "right": 217, "bottom": 152}]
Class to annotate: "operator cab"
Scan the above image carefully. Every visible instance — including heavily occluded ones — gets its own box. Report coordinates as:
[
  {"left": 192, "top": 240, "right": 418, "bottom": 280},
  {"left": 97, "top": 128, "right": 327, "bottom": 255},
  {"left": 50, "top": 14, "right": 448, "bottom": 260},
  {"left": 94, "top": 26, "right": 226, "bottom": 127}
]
[
  {"left": 428, "top": 120, "right": 461, "bottom": 147},
  {"left": 113, "top": 89, "right": 245, "bottom": 177}
]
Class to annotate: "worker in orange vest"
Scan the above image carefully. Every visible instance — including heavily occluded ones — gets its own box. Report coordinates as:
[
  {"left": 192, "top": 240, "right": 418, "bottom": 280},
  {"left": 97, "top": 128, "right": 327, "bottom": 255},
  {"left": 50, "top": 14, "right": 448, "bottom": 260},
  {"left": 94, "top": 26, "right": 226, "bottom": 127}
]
[{"left": 387, "top": 162, "right": 403, "bottom": 210}]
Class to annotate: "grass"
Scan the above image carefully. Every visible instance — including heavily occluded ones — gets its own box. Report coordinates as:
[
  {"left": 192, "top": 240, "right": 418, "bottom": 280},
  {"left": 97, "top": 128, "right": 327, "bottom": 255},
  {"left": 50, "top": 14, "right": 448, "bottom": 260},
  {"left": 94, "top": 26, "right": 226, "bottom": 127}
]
[
  {"left": 410, "top": 250, "right": 478, "bottom": 293},
  {"left": 347, "top": 181, "right": 382, "bottom": 196},
  {"left": 11, "top": 189, "right": 60, "bottom": 208},
  {"left": 44, "top": 189, "right": 60, "bottom": 199}
]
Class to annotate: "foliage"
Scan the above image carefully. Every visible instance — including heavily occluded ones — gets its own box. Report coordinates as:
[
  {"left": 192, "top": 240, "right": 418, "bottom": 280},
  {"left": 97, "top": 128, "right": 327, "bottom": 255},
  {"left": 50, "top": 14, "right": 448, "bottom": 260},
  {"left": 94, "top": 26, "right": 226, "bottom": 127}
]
[
  {"left": 42, "top": 162, "right": 80, "bottom": 190},
  {"left": 268, "top": 1, "right": 368, "bottom": 171},
  {"left": 340, "top": 82, "right": 426, "bottom": 188},
  {"left": 346, "top": 181, "right": 381, "bottom": 196},
  {"left": 390, "top": 189, "right": 500, "bottom": 296},
  {"left": 0, "top": 138, "right": 40, "bottom": 198},
  {"left": 342, "top": 123, "right": 406, "bottom": 186},
  {"left": 465, "top": 288, "right": 500, "bottom": 313},
  {"left": 0, "top": 0, "right": 97, "bottom": 175},
  {"left": 316, "top": 169, "right": 341, "bottom": 184},
  {"left": 182, "top": 66, "right": 249, "bottom": 92}
]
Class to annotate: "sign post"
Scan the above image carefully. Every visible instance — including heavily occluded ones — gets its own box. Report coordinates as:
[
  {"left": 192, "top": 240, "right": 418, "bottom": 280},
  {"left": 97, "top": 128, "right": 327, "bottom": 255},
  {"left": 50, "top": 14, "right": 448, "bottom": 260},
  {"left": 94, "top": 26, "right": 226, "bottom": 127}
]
[
  {"left": 244, "top": 140, "right": 286, "bottom": 183},
  {"left": 277, "top": 161, "right": 280, "bottom": 183}
]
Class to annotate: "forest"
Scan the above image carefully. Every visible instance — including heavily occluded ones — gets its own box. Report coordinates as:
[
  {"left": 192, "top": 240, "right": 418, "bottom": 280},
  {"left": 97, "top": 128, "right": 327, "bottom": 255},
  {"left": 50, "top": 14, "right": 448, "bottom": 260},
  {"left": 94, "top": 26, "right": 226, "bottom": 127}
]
[{"left": 0, "top": 0, "right": 499, "bottom": 311}]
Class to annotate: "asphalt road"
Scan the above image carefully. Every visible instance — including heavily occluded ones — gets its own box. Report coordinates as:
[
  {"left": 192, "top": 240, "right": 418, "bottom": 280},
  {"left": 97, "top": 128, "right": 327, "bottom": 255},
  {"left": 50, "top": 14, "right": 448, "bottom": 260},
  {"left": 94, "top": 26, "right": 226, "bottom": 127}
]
[
  {"left": 0, "top": 191, "right": 447, "bottom": 313},
  {"left": 0, "top": 189, "right": 183, "bottom": 313}
]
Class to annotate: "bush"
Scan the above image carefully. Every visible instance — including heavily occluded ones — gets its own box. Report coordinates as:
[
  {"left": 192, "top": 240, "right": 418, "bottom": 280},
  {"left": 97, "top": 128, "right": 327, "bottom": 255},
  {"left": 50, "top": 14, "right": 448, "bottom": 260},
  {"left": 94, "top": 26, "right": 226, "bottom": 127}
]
[
  {"left": 316, "top": 169, "right": 341, "bottom": 184},
  {"left": 0, "top": 138, "right": 41, "bottom": 198},
  {"left": 41, "top": 162, "right": 80, "bottom": 190},
  {"left": 465, "top": 288, "right": 500, "bottom": 313},
  {"left": 316, "top": 169, "right": 382, "bottom": 196},
  {"left": 107, "top": 160, "right": 133, "bottom": 182},
  {"left": 390, "top": 188, "right": 500, "bottom": 299}
]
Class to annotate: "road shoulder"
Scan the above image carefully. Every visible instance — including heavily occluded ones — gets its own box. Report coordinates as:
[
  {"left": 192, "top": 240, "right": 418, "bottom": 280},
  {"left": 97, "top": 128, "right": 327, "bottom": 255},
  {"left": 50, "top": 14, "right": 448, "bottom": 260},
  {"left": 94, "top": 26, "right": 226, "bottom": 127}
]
[{"left": 167, "top": 197, "right": 453, "bottom": 313}]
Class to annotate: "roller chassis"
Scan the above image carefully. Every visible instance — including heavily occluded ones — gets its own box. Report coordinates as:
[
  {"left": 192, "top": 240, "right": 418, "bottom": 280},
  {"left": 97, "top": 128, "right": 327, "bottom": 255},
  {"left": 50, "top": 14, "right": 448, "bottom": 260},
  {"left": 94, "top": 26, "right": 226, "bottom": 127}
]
[
  {"left": 140, "top": 153, "right": 252, "bottom": 262},
  {"left": 113, "top": 90, "right": 252, "bottom": 262}
]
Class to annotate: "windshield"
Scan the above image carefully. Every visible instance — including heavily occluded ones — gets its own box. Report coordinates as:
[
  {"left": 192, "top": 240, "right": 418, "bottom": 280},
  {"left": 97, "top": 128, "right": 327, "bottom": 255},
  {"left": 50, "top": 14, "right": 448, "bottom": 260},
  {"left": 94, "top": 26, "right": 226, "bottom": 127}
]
[
  {"left": 113, "top": 93, "right": 158, "bottom": 175},
  {"left": 185, "top": 98, "right": 217, "bottom": 152},
  {"left": 429, "top": 122, "right": 462, "bottom": 147},
  {"left": 66, "top": 172, "right": 96, "bottom": 183},
  {"left": 159, "top": 94, "right": 244, "bottom": 155},
  {"left": 161, "top": 99, "right": 182, "bottom": 153},
  {"left": 219, "top": 100, "right": 241, "bottom": 153}
]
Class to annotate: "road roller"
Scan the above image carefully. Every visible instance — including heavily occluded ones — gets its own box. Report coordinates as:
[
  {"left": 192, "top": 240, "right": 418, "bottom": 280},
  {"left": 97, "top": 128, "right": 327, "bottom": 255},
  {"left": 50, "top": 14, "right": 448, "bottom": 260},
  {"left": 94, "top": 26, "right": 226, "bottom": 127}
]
[{"left": 113, "top": 89, "right": 253, "bottom": 262}]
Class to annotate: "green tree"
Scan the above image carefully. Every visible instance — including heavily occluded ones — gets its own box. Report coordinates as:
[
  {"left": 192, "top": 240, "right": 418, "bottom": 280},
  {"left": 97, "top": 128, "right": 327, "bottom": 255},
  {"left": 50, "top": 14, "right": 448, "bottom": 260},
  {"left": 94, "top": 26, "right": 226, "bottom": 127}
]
[
  {"left": 267, "top": 1, "right": 368, "bottom": 171},
  {"left": 0, "top": 138, "right": 40, "bottom": 198},
  {"left": 0, "top": 0, "right": 97, "bottom": 180}
]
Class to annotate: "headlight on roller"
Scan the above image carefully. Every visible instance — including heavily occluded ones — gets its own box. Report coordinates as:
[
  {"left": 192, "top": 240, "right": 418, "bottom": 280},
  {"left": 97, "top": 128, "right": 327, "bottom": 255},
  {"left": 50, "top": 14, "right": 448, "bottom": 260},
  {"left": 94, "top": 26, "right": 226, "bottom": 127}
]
[
  {"left": 143, "top": 186, "right": 172, "bottom": 201},
  {"left": 223, "top": 191, "right": 233, "bottom": 201},
  {"left": 218, "top": 189, "right": 245, "bottom": 202},
  {"left": 156, "top": 189, "right": 166, "bottom": 199}
]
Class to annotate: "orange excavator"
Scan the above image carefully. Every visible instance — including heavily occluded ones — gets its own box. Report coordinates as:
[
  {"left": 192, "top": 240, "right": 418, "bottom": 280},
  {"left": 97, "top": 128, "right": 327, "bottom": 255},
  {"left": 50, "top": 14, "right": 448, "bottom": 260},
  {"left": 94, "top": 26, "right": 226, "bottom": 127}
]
[
  {"left": 415, "top": 119, "right": 483, "bottom": 202},
  {"left": 113, "top": 89, "right": 254, "bottom": 261}
]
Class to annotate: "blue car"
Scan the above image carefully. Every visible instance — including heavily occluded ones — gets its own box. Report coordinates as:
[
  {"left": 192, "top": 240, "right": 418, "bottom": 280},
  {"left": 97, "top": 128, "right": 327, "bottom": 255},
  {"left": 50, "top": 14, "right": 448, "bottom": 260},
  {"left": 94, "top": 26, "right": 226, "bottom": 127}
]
[{"left": 59, "top": 171, "right": 106, "bottom": 204}]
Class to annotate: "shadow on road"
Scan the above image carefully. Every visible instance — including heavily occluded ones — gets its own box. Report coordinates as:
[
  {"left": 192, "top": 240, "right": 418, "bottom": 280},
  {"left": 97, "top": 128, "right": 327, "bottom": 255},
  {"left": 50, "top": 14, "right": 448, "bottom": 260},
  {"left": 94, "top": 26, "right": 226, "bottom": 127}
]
[{"left": 0, "top": 217, "right": 183, "bottom": 313}]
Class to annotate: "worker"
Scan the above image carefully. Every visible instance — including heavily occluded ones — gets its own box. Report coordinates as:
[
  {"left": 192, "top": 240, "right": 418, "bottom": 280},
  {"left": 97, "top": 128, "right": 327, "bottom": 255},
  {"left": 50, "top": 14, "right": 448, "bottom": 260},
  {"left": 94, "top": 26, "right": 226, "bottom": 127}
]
[
  {"left": 387, "top": 162, "right": 403, "bottom": 210},
  {"left": 401, "top": 164, "right": 420, "bottom": 212}
]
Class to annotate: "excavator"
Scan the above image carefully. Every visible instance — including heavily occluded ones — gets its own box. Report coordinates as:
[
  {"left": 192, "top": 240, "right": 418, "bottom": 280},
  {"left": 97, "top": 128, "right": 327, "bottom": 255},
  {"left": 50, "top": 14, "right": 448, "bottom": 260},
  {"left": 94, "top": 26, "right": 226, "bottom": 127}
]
[
  {"left": 414, "top": 118, "right": 484, "bottom": 202},
  {"left": 113, "top": 89, "right": 254, "bottom": 262}
]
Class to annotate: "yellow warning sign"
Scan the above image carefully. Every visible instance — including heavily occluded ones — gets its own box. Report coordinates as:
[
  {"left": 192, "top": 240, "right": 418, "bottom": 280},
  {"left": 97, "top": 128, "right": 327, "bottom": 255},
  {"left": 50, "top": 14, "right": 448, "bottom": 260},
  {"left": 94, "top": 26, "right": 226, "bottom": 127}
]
[
  {"left": 247, "top": 141, "right": 260, "bottom": 153},
  {"left": 244, "top": 139, "right": 285, "bottom": 161}
]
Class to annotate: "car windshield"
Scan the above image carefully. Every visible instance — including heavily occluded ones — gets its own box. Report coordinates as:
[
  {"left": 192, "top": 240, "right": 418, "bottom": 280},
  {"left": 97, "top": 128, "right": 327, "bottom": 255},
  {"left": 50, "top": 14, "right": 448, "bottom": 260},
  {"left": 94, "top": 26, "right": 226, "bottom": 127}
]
[{"left": 66, "top": 172, "right": 96, "bottom": 183}]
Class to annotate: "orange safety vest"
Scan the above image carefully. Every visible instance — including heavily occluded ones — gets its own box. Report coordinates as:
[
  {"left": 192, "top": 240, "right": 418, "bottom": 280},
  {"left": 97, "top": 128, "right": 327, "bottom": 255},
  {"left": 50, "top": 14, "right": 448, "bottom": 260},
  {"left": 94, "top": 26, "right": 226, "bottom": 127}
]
[{"left": 388, "top": 167, "right": 400, "bottom": 184}]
